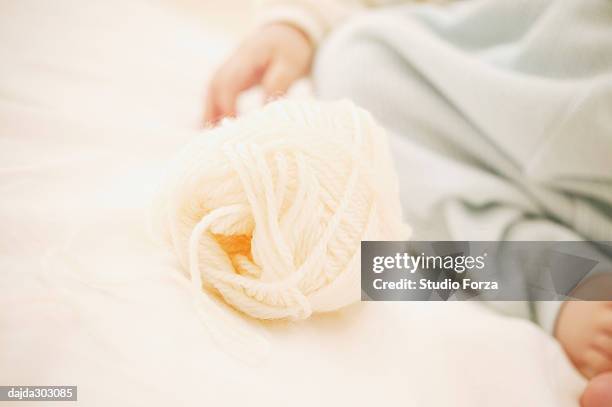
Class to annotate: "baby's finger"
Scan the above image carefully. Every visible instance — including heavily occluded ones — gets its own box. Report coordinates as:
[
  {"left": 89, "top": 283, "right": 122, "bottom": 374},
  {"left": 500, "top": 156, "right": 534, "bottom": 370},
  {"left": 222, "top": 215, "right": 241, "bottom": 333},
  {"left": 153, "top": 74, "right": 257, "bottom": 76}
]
[
  {"left": 598, "top": 307, "right": 612, "bottom": 336},
  {"left": 262, "top": 60, "right": 298, "bottom": 100},
  {"left": 217, "top": 60, "right": 264, "bottom": 119},
  {"left": 581, "top": 349, "right": 612, "bottom": 378},
  {"left": 204, "top": 53, "right": 265, "bottom": 125},
  {"left": 593, "top": 334, "right": 612, "bottom": 359},
  {"left": 203, "top": 88, "right": 220, "bottom": 126}
]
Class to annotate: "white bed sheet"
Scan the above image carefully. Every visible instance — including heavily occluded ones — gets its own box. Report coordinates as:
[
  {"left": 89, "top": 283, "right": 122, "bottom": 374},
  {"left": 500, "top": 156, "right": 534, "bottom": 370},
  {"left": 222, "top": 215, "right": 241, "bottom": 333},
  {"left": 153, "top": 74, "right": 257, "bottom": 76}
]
[{"left": 0, "top": 1, "right": 586, "bottom": 406}]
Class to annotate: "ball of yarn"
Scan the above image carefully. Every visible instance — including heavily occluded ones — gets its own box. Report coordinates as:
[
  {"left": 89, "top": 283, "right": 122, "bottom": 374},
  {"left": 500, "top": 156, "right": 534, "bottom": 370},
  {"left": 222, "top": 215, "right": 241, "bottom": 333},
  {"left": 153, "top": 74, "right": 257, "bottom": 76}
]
[{"left": 153, "top": 100, "right": 408, "bottom": 321}]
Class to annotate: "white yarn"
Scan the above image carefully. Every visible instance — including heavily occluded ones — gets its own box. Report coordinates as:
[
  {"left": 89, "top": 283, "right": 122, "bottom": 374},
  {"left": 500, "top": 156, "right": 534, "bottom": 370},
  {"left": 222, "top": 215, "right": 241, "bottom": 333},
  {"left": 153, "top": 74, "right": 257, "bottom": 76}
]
[{"left": 152, "top": 100, "right": 407, "bottom": 357}]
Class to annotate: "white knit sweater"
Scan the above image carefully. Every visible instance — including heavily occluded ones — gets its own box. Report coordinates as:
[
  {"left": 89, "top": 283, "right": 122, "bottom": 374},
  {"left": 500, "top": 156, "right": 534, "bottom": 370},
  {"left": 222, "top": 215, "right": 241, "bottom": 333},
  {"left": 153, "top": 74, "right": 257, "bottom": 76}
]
[{"left": 256, "top": 0, "right": 426, "bottom": 44}]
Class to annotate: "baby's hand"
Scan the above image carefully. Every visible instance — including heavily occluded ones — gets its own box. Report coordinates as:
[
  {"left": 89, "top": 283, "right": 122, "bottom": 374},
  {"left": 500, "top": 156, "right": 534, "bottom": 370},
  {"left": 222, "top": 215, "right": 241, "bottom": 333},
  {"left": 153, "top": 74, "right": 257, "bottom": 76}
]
[
  {"left": 555, "top": 277, "right": 612, "bottom": 407},
  {"left": 204, "top": 23, "right": 314, "bottom": 124},
  {"left": 556, "top": 300, "right": 612, "bottom": 379}
]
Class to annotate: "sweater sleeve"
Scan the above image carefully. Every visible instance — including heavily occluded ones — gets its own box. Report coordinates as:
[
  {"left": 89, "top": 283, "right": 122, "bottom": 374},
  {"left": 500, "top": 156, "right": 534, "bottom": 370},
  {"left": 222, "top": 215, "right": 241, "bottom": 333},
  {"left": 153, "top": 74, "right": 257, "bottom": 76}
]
[
  {"left": 254, "top": 0, "right": 377, "bottom": 45},
  {"left": 535, "top": 301, "right": 564, "bottom": 334}
]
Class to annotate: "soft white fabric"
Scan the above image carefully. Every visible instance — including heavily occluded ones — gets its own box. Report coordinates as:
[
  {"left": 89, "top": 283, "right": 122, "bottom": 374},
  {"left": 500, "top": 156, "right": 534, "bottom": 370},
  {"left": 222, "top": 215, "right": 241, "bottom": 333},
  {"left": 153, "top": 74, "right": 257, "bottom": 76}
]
[{"left": 0, "top": 1, "right": 585, "bottom": 406}]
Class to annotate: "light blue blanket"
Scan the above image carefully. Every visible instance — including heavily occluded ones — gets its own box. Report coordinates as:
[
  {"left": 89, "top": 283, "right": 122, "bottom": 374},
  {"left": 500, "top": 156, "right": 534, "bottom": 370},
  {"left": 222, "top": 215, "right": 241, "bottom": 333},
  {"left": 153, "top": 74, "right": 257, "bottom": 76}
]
[{"left": 313, "top": 0, "right": 612, "bottom": 328}]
